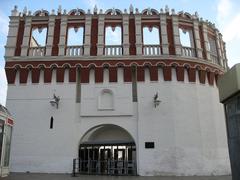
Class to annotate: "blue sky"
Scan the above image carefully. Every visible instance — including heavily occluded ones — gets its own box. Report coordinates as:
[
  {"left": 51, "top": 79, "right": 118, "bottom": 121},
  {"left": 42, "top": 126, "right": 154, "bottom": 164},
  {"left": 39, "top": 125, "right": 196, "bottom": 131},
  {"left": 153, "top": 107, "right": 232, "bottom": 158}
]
[{"left": 0, "top": 0, "right": 240, "bottom": 105}]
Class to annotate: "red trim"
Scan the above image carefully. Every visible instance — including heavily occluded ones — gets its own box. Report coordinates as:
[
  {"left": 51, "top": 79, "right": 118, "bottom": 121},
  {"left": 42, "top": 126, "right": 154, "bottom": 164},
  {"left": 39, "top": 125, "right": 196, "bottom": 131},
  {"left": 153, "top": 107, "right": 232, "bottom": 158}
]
[
  {"left": 32, "top": 68, "right": 41, "bottom": 83},
  {"left": 69, "top": 67, "right": 76, "bottom": 82},
  {"left": 81, "top": 67, "right": 90, "bottom": 83},
  {"left": 129, "top": 18, "right": 136, "bottom": 55},
  {"left": 179, "top": 24, "right": 193, "bottom": 30},
  {"left": 95, "top": 67, "right": 103, "bottom": 83},
  {"left": 199, "top": 25, "right": 206, "bottom": 59},
  {"left": 44, "top": 68, "right": 52, "bottom": 83},
  {"left": 15, "top": 20, "right": 25, "bottom": 56},
  {"left": 7, "top": 118, "right": 14, "bottom": 126},
  {"left": 51, "top": 19, "right": 61, "bottom": 56},
  {"left": 56, "top": 68, "right": 65, "bottom": 82},
  {"left": 19, "top": 68, "right": 29, "bottom": 84},
  {"left": 188, "top": 68, "right": 196, "bottom": 82},
  {"left": 124, "top": 66, "right": 132, "bottom": 82},
  {"left": 215, "top": 74, "right": 219, "bottom": 85},
  {"left": 207, "top": 71, "right": 215, "bottom": 86},
  {"left": 5, "top": 59, "right": 224, "bottom": 72},
  {"left": 163, "top": 66, "right": 171, "bottom": 81},
  {"left": 90, "top": 19, "right": 98, "bottom": 56},
  {"left": 167, "top": 19, "right": 175, "bottom": 55},
  {"left": 149, "top": 66, "right": 158, "bottom": 81},
  {"left": 67, "top": 23, "right": 85, "bottom": 28},
  {"left": 137, "top": 66, "right": 145, "bottom": 81},
  {"left": 5, "top": 60, "right": 223, "bottom": 85},
  {"left": 198, "top": 70, "right": 206, "bottom": 84},
  {"left": 109, "top": 67, "right": 117, "bottom": 82},
  {"left": 105, "top": 22, "right": 122, "bottom": 27},
  {"left": 5, "top": 68, "right": 17, "bottom": 84},
  {"left": 176, "top": 66, "right": 184, "bottom": 81}
]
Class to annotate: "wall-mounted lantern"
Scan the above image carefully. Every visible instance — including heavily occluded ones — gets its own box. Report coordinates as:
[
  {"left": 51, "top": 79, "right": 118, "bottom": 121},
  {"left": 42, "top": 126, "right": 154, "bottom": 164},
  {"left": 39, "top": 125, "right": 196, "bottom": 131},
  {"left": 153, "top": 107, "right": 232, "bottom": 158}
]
[
  {"left": 153, "top": 92, "right": 161, "bottom": 108},
  {"left": 50, "top": 94, "right": 60, "bottom": 109}
]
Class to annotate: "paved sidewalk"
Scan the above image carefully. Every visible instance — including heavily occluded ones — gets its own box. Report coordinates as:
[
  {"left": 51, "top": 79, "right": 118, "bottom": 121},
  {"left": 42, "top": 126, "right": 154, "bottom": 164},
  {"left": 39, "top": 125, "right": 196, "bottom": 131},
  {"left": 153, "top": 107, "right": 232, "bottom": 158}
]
[{"left": 2, "top": 173, "right": 232, "bottom": 180}]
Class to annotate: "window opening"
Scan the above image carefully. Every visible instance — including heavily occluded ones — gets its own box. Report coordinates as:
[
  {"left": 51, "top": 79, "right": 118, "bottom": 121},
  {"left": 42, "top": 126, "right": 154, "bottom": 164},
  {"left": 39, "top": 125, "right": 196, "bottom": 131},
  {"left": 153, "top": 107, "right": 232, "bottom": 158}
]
[
  {"left": 29, "top": 27, "right": 47, "bottom": 56},
  {"left": 179, "top": 28, "right": 191, "bottom": 47},
  {"left": 66, "top": 27, "right": 84, "bottom": 56},
  {"left": 105, "top": 26, "right": 122, "bottom": 55},
  {"left": 143, "top": 27, "right": 161, "bottom": 55},
  {"left": 208, "top": 36, "right": 219, "bottom": 64},
  {"left": 179, "top": 28, "right": 195, "bottom": 57},
  {"left": 50, "top": 116, "right": 54, "bottom": 129}
]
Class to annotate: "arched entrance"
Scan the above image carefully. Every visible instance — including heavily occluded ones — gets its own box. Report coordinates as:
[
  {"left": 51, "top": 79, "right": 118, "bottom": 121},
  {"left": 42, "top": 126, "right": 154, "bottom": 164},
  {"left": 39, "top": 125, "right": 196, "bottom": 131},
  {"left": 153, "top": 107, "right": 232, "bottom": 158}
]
[{"left": 77, "top": 124, "right": 136, "bottom": 175}]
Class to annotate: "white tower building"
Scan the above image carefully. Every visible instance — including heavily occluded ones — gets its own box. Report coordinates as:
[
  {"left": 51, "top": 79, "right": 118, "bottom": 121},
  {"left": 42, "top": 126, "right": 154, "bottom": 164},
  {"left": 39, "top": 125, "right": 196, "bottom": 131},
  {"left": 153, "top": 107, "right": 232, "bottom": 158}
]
[{"left": 4, "top": 6, "right": 231, "bottom": 176}]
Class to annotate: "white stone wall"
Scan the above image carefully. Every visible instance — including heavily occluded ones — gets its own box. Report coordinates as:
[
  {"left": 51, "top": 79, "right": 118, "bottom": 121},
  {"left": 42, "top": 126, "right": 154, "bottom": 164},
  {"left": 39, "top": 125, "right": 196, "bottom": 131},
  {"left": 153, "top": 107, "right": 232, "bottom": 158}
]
[
  {"left": 6, "top": 71, "right": 231, "bottom": 175},
  {"left": 136, "top": 74, "right": 231, "bottom": 176}
]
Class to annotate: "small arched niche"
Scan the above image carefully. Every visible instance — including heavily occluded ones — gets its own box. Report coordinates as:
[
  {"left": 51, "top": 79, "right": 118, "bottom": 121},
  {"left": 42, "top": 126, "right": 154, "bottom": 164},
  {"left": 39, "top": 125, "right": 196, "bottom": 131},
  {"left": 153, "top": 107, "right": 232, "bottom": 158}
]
[{"left": 98, "top": 89, "right": 114, "bottom": 110}]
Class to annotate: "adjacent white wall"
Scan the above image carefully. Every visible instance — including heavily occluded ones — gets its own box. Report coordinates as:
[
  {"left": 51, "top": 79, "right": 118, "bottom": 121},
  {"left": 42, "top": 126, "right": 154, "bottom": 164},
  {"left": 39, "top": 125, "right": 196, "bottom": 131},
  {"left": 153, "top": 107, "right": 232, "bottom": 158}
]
[
  {"left": 6, "top": 77, "right": 231, "bottom": 175},
  {"left": 136, "top": 80, "right": 230, "bottom": 176}
]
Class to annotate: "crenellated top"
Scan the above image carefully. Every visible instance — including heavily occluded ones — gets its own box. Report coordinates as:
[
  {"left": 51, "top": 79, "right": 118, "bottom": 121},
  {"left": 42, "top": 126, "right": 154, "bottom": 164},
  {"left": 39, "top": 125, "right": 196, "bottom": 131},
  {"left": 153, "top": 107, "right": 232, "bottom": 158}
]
[
  {"left": 5, "top": 5, "right": 228, "bottom": 72},
  {"left": 9, "top": 5, "right": 218, "bottom": 29}
]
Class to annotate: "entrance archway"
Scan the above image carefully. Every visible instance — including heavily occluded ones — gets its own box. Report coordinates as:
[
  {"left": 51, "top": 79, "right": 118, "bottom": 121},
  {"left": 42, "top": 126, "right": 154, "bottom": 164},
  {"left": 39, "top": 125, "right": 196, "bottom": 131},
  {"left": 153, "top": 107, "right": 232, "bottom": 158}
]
[{"left": 77, "top": 124, "right": 136, "bottom": 175}]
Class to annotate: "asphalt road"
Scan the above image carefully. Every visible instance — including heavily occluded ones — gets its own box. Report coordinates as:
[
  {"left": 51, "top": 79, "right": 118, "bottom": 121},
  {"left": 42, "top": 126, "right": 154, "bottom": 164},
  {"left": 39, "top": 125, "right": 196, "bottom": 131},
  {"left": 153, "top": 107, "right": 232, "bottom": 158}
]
[{"left": 2, "top": 173, "right": 232, "bottom": 180}]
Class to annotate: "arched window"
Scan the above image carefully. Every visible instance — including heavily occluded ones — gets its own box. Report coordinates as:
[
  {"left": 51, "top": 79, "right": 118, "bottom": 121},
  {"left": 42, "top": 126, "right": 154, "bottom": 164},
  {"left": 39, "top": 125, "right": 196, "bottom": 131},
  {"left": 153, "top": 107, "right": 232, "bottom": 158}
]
[
  {"left": 29, "top": 27, "right": 47, "bottom": 56},
  {"left": 66, "top": 27, "right": 84, "bottom": 56},
  {"left": 98, "top": 89, "right": 114, "bottom": 110},
  {"left": 179, "top": 28, "right": 191, "bottom": 47},
  {"left": 179, "top": 28, "right": 195, "bottom": 57},
  {"left": 143, "top": 27, "right": 161, "bottom": 55},
  {"left": 208, "top": 36, "right": 218, "bottom": 64},
  {"left": 105, "top": 26, "right": 122, "bottom": 56}
]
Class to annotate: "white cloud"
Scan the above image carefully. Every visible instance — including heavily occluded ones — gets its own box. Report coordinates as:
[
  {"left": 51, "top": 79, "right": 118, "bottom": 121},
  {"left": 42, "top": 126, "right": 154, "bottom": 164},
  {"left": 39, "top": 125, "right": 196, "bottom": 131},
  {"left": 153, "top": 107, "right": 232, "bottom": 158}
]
[
  {"left": 222, "top": 13, "right": 240, "bottom": 42},
  {"left": 216, "top": 0, "right": 240, "bottom": 42},
  {"left": 84, "top": 0, "right": 104, "bottom": 10},
  {"left": 217, "top": 0, "right": 232, "bottom": 22},
  {"left": 105, "top": 27, "right": 121, "bottom": 45},
  {"left": 87, "top": 0, "right": 98, "bottom": 9},
  {"left": 0, "top": 11, "right": 9, "bottom": 36},
  {"left": 0, "top": 67, "right": 7, "bottom": 106}
]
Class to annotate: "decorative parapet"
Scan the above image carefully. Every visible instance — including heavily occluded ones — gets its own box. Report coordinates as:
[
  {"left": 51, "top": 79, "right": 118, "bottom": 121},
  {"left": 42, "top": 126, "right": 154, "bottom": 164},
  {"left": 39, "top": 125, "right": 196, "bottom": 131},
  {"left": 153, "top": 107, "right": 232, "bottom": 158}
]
[{"left": 4, "top": 5, "right": 228, "bottom": 84}]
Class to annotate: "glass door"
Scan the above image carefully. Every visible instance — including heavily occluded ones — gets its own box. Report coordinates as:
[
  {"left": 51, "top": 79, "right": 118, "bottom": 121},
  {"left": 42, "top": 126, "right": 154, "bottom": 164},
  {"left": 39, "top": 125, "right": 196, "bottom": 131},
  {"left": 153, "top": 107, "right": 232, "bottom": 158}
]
[{"left": 1, "top": 125, "right": 12, "bottom": 177}]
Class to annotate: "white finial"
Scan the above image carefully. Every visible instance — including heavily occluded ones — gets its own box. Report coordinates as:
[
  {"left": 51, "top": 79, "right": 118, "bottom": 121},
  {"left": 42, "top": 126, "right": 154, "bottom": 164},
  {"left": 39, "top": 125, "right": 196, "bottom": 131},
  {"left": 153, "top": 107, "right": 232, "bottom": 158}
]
[
  {"left": 147, "top": 7, "right": 151, "bottom": 15},
  {"left": 74, "top": 27, "right": 79, "bottom": 33},
  {"left": 111, "top": 26, "right": 116, "bottom": 32},
  {"left": 165, "top": 5, "right": 169, "bottom": 13},
  {"left": 195, "top": 11, "right": 199, "bottom": 18},
  {"left": 58, "top": 5, "right": 62, "bottom": 14},
  {"left": 135, "top": 8, "right": 139, "bottom": 14},
  {"left": 23, "top": 6, "right": 27, "bottom": 15},
  {"left": 112, "top": 7, "right": 116, "bottom": 15},
  {"left": 14, "top": 5, "right": 17, "bottom": 11},
  {"left": 87, "top": 9, "right": 91, "bottom": 14},
  {"left": 94, "top": 5, "right": 98, "bottom": 14},
  {"left": 76, "top": 8, "right": 80, "bottom": 15},
  {"left": 99, "top": 9, "right": 103, "bottom": 14},
  {"left": 129, "top": 4, "right": 133, "bottom": 13},
  {"left": 28, "top": 11, "right": 32, "bottom": 15},
  {"left": 160, "top": 8, "right": 163, "bottom": 13},
  {"left": 63, "top": 9, "right": 67, "bottom": 15},
  {"left": 124, "top": 9, "right": 127, "bottom": 14},
  {"left": 51, "top": 9, "right": 55, "bottom": 15},
  {"left": 11, "top": 5, "right": 18, "bottom": 16},
  {"left": 171, "top": 9, "right": 175, "bottom": 15}
]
